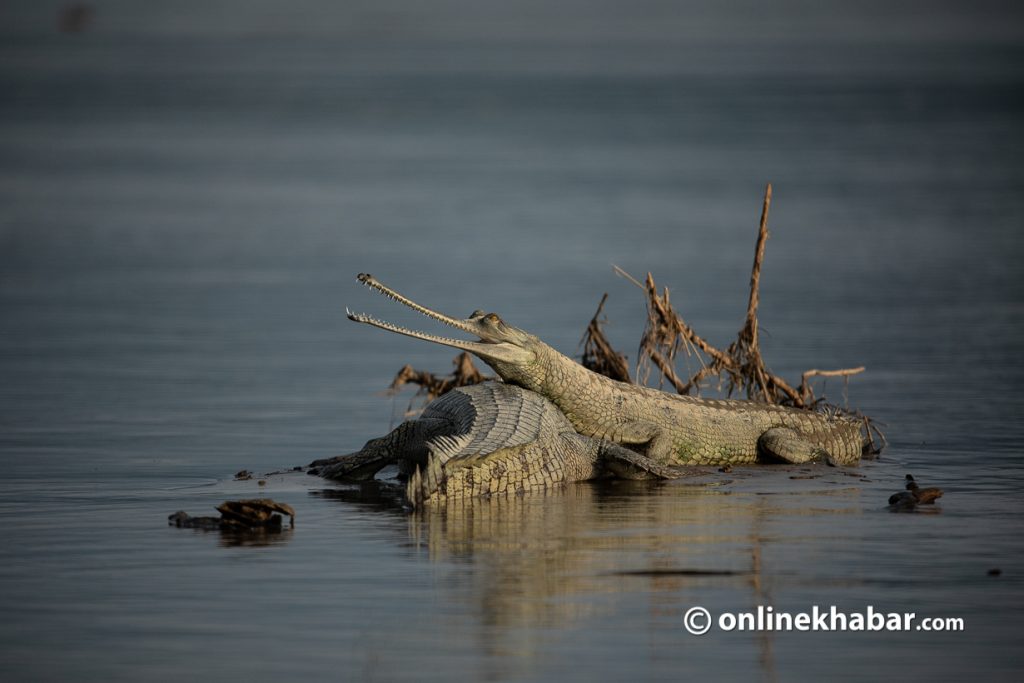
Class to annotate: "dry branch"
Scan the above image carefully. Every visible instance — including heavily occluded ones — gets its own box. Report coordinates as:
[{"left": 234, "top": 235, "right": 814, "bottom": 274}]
[
  {"left": 579, "top": 293, "right": 632, "bottom": 382},
  {"left": 612, "top": 184, "right": 882, "bottom": 450},
  {"left": 799, "top": 367, "right": 865, "bottom": 404},
  {"left": 387, "top": 352, "right": 491, "bottom": 414}
]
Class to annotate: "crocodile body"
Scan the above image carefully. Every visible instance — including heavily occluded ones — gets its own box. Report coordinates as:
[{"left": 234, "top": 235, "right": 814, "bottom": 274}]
[
  {"left": 346, "top": 274, "right": 869, "bottom": 466},
  {"left": 506, "top": 348, "right": 866, "bottom": 465},
  {"left": 312, "top": 382, "right": 677, "bottom": 506}
]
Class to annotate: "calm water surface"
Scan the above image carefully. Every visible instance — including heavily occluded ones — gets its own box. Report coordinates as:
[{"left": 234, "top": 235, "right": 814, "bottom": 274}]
[{"left": 1, "top": 2, "right": 1023, "bottom": 680}]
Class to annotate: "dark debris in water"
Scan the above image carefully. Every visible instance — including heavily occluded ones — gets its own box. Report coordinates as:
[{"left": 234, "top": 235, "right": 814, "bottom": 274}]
[
  {"left": 888, "top": 474, "right": 943, "bottom": 511},
  {"left": 169, "top": 498, "right": 296, "bottom": 531},
  {"left": 167, "top": 511, "right": 222, "bottom": 530},
  {"left": 613, "top": 568, "right": 748, "bottom": 577}
]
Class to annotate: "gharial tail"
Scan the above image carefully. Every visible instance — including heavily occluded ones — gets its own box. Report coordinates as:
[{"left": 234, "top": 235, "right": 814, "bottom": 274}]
[
  {"left": 406, "top": 457, "right": 445, "bottom": 509},
  {"left": 405, "top": 442, "right": 579, "bottom": 508},
  {"left": 313, "top": 421, "right": 427, "bottom": 480},
  {"left": 312, "top": 447, "right": 394, "bottom": 480}
]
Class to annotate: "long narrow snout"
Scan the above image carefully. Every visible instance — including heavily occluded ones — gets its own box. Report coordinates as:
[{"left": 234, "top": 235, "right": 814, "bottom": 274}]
[{"left": 347, "top": 274, "right": 534, "bottom": 365}]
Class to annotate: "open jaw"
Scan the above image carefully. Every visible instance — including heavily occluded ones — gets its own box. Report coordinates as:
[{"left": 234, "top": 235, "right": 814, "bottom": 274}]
[{"left": 346, "top": 273, "right": 532, "bottom": 364}]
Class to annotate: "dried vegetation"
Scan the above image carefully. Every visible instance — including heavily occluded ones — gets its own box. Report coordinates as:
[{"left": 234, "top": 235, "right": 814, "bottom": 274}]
[{"left": 388, "top": 185, "right": 884, "bottom": 453}]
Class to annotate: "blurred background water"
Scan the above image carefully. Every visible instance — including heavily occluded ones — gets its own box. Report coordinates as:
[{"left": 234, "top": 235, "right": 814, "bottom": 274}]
[{"left": 1, "top": 1, "right": 1023, "bottom": 680}]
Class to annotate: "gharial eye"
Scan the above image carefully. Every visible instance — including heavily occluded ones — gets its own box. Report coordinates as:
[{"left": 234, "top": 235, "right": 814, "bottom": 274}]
[
  {"left": 469, "top": 309, "right": 485, "bottom": 318},
  {"left": 484, "top": 313, "right": 501, "bottom": 324}
]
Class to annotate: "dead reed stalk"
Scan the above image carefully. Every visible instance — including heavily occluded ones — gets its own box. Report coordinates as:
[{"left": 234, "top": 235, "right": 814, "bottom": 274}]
[{"left": 579, "top": 293, "right": 631, "bottom": 382}]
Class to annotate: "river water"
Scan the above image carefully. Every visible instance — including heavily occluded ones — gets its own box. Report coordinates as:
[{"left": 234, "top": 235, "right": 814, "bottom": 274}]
[{"left": 1, "top": 2, "right": 1023, "bottom": 680}]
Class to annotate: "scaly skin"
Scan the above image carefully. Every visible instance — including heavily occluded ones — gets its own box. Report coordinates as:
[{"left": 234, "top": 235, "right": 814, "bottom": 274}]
[
  {"left": 345, "top": 274, "right": 868, "bottom": 466},
  {"left": 506, "top": 343, "right": 865, "bottom": 465},
  {"left": 311, "top": 382, "right": 678, "bottom": 507}
]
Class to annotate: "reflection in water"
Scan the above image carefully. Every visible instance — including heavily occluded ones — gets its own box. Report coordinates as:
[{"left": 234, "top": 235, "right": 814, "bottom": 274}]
[
  {"left": 218, "top": 526, "right": 295, "bottom": 548},
  {"left": 168, "top": 524, "right": 296, "bottom": 548},
  {"left": 314, "top": 468, "right": 870, "bottom": 679},
  {"left": 311, "top": 479, "right": 409, "bottom": 511}
]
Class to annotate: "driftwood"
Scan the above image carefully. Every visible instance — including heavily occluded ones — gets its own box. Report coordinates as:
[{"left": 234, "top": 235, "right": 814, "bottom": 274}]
[
  {"left": 387, "top": 351, "right": 491, "bottom": 414},
  {"left": 168, "top": 499, "right": 296, "bottom": 531},
  {"left": 388, "top": 185, "right": 884, "bottom": 453},
  {"left": 579, "top": 293, "right": 631, "bottom": 382}
]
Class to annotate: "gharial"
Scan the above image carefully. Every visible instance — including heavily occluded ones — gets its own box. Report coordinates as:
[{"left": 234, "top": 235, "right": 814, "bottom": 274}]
[
  {"left": 311, "top": 381, "right": 680, "bottom": 506},
  {"left": 343, "top": 273, "right": 870, "bottom": 468}
]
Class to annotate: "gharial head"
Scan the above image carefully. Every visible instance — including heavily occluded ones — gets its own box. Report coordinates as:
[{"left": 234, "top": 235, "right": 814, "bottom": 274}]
[{"left": 346, "top": 273, "right": 548, "bottom": 381}]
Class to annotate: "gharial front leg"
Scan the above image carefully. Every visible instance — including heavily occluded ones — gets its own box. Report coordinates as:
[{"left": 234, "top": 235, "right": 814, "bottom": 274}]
[
  {"left": 604, "top": 420, "right": 676, "bottom": 463},
  {"left": 595, "top": 439, "right": 681, "bottom": 480}
]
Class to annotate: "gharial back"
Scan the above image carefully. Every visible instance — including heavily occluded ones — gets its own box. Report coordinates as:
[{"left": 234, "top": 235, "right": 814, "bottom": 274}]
[{"left": 419, "top": 382, "right": 572, "bottom": 465}]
